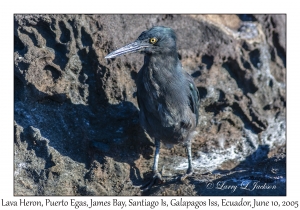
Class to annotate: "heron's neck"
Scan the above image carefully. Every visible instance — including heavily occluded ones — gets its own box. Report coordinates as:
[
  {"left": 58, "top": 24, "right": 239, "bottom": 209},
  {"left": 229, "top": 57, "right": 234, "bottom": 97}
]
[
  {"left": 144, "top": 53, "right": 181, "bottom": 74},
  {"left": 141, "top": 52, "right": 189, "bottom": 110}
]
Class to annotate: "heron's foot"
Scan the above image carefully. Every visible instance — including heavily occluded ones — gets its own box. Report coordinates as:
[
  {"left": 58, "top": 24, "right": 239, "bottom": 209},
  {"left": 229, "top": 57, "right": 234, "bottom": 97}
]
[
  {"left": 140, "top": 172, "right": 164, "bottom": 192},
  {"left": 181, "top": 168, "right": 194, "bottom": 181}
]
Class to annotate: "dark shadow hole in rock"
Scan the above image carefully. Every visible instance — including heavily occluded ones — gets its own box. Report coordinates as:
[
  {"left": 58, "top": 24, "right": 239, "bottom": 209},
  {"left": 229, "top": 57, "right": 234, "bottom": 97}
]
[
  {"left": 122, "top": 90, "right": 127, "bottom": 101},
  {"left": 79, "top": 86, "right": 85, "bottom": 99},
  {"left": 53, "top": 43, "right": 69, "bottom": 70},
  {"left": 44, "top": 65, "right": 61, "bottom": 80},
  {"left": 18, "top": 61, "right": 30, "bottom": 71},
  {"left": 237, "top": 14, "right": 257, "bottom": 22},
  {"left": 130, "top": 70, "right": 138, "bottom": 81},
  {"left": 218, "top": 89, "right": 225, "bottom": 101},
  {"left": 197, "top": 87, "right": 207, "bottom": 100},
  {"left": 124, "top": 62, "right": 133, "bottom": 71},
  {"left": 14, "top": 35, "right": 25, "bottom": 52},
  {"left": 269, "top": 79, "right": 273, "bottom": 88},
  {"left": 58, "top": 21, "right": 71, "bottom": 43},
  {"left": 205, "top": 102, "right": 226, "bottom": 116},
  {"left": 232, "top": 102, "right": 263, "bottom": 134},
  {"left": 242, "top": 41, "right": 250, "bottom": 51},
  {"left": 280, "top": 96, "right": 286, "bottom": 108},
  {"left": 45, "top": 154, "right": 56, "bottom": 169},
  {"left": 272, "top": 32, "right": 286, "bottom": 68},
  {"left": 202, "top": 55, "right": 214, "bottom": 70},
  {"left": 249, "top": 49, "right": 261, "bottom": 69},
  {"left": 132, "top": 92, "right": 137, "bottom": 98},
  {"left": 225, "top": 118, "right": 235, "bottom": 127},
  {"left": 217, "top": 123, "right": 221, "bottom": 132},
  {"left": 177, "top": 53, "right": 182, "bottom": 60},
  {"left": 81, "top": 27, "right": 93, "bottom": 47},
  {"left": 234, "top": 94, "right": 240, "bottom": 101},
  {"left": 28, "top": 169, "right": 41, "bottom": 184},
  {"left": 78, "top": 74, "right": 86, "bottom": 84},
  {"left": 222, "top": 62, "right": 239, "bottom": 86},
  {"left": 222, "top": 60, "right": 258, "bottom": 95},
  {"left": 242, "top": 59, "right": 252, "bottom": 70},
  {"left": 270, "top": 48, "right": 276, "bottom": 62},
  {"left": 243, "top": 61, "right": 252, "bottom": 70},
  {"left": 96, "top": 22, "right": 103, "bottom": 31},
  {"left": 191, "top": 70, "right": 201, "bottom": 78},
  {"left": 263, "top": 104, "right": 271, "bottom": 111},
  {"left": 246, "top": 78, "right": 258, "bottom": 94}
]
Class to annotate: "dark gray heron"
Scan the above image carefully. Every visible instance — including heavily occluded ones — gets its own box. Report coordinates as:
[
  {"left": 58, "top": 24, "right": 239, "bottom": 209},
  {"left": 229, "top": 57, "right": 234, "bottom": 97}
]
[{"left": 105, "top": 26, "right": 200, "bottom": 191}]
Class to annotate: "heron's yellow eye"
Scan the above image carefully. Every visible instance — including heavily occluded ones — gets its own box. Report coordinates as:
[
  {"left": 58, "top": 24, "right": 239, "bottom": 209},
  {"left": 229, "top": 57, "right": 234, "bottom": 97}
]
[{"left": 149, "top": 37, "right": 158, "bottom": 44}]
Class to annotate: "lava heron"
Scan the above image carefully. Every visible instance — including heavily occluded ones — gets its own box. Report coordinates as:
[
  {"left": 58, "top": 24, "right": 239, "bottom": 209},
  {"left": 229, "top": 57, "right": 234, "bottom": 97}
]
[{"left": 105, "top": 26, "right": 200, "bottom": 190}]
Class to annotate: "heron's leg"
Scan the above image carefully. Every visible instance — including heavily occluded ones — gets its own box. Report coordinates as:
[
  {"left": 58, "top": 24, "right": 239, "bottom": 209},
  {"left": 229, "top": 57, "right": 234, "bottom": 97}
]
[
  {"left": 141, "top": 138, "right": 163, "bottom": 191},
  {"left": 153, "top": 138, "right": 161, "bottom": 176},
  {"left": 181, "top": 141, "right": 194, "bottom": 181}
]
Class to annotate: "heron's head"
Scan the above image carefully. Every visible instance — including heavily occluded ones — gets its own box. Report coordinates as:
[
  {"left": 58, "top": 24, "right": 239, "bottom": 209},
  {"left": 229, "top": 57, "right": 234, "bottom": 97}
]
[{"left": 105, "top": 26, "right": 177, "bottom": 59}]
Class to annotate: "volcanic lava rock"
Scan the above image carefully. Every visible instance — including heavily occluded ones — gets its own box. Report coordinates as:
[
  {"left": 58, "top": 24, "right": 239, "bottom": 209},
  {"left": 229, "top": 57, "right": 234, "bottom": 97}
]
[{"left": 14, "top": 14, "right": 286, "bottom": 196}]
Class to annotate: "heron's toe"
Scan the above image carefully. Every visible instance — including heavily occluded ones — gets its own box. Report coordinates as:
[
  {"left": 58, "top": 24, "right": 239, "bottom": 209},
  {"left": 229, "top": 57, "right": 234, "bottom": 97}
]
[
  {"left": 140, "top": 172, "right": 164, "bottom": 192},
  {"left": 181, "top": 169, "right": 194, "bottom": 181}
]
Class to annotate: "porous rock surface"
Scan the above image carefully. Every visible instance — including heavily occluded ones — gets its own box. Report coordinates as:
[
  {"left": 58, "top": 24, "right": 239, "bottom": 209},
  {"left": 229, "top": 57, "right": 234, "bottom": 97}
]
[{"left": 14, "top": 14, "right": 286, "bottom": 196}]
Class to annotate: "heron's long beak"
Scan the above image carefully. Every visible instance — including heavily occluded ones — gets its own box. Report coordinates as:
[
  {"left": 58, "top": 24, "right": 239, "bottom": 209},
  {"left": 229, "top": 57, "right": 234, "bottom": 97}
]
[{"left": 105, "top": 41, "right": 148, "bottom": 59}]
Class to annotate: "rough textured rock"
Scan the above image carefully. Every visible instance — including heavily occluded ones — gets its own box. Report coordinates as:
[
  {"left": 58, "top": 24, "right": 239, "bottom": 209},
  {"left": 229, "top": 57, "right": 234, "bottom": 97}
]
[{"left": 14, "top": 14, "right": 286, "bottom": 196}]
